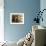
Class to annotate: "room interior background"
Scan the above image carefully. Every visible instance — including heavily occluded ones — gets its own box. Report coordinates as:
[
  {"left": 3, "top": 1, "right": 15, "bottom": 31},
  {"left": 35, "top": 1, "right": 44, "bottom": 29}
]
[
  {"left": 0, "top": 0, "right": 46, "bottom": 43},
  {"left": 4, "top": 0, "right": 40, "bottom": 42}
]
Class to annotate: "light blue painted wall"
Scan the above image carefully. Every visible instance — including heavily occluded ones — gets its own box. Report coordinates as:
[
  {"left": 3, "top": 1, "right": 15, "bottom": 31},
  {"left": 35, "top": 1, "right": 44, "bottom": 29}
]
[
  {"left": 4, "top": 0, "right": 40, "bottom": 42},
  {"left": 40, "top": 0, "right": 46, "bottom": 27}
]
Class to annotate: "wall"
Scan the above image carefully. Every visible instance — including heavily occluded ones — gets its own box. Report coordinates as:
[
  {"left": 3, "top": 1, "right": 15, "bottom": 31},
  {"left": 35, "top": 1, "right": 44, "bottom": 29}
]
[
  {"left": 4, "top": 0, "right": 40, "bottom": 42},
  {"left": 40, "top": 0, "right": 46, "bottom": 26},
  {"left": 0, "top": 0, "right": 4, "bottom": 42}
]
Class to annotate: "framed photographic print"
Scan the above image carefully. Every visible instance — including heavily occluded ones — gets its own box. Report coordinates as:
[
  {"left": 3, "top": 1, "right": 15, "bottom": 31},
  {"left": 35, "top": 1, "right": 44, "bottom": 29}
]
[{"left": 10, "top": 13, "right": 24, "bottom": 24}]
